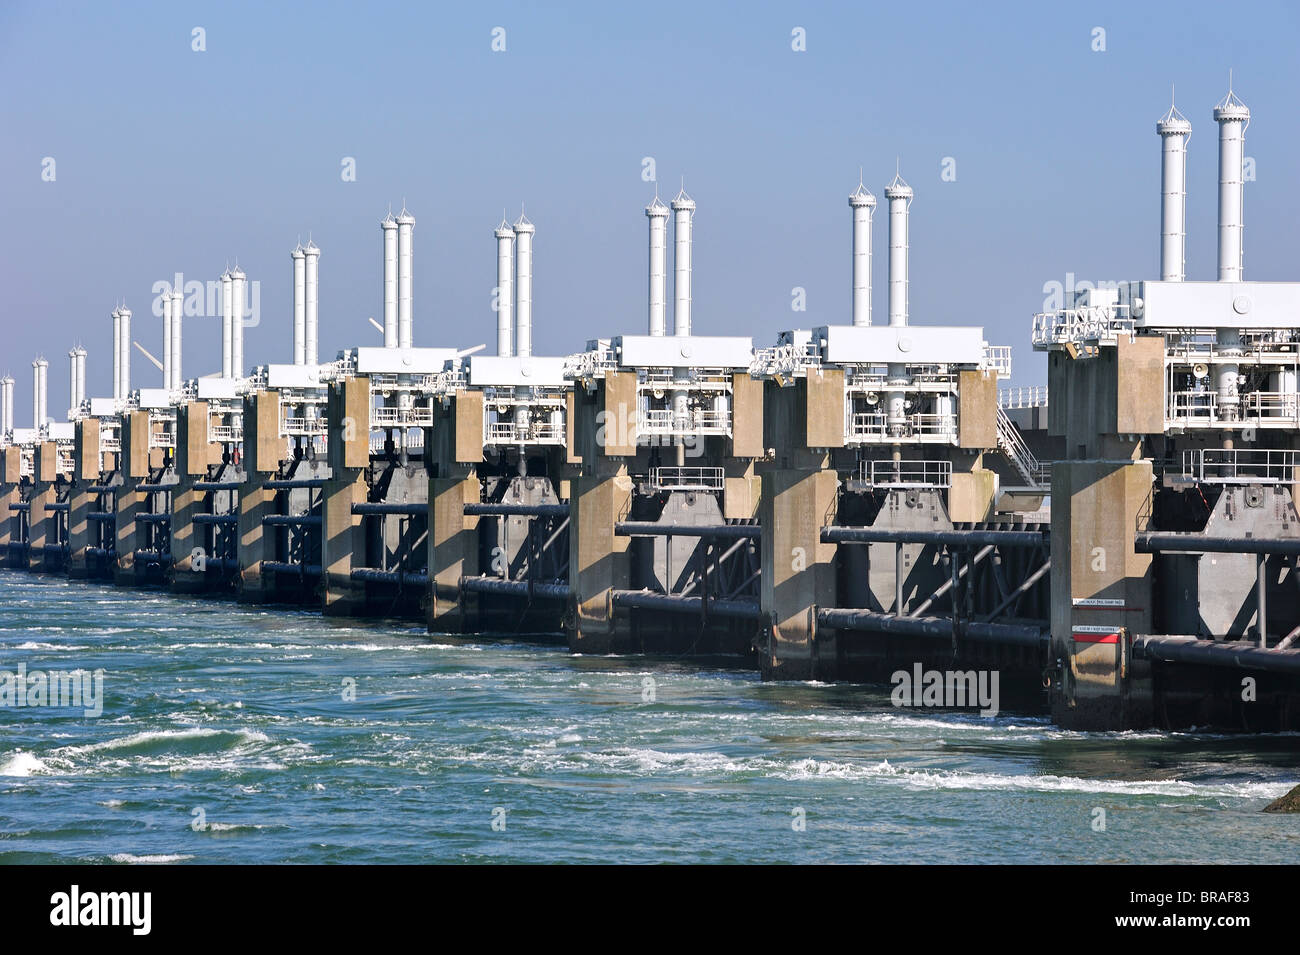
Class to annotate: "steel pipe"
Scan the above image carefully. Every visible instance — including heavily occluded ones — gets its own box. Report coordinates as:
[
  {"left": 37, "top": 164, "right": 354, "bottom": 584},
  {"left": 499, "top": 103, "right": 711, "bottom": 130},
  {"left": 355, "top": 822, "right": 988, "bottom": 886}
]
[{"left": 818, "top": 608, "right": 1047, "bottom": 649}]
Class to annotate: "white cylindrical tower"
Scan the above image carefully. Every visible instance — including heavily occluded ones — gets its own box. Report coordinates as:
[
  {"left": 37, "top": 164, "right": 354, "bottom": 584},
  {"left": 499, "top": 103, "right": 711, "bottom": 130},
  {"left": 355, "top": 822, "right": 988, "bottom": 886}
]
[
  {"left": 291, "top": 246, "right": 306, "bottom": 365},
  {"left": 396, "top": 208, "right": 415, "bottom": 348},
  {"left": 646, "top": 194, "right": 669, "bottom": 336},
  {"left": 68, "top": 348, "right": 86, "bottom": 415},
  {"left": 304, "top": 240, "right": 320, "bottom": 365},
  {"left": 171, "top": 289, "right": 184, "bottom": 390},
  {"left": 885, "top": 172, "right": 913, "bottom": 328},
  {"left": 671, "top": 189, "right": 695, "bottom": 337},
  {"left": 76, "top": 347, "right": 87, "bottom": 411},
  {"left": 161, "top": 292, "right": 173, "bottom": 390},
  {"left": 119, "top": 307, "right": 131, "bottom": 397},
  {"left": 221, "top": 271, "right": 233, "bottom": 378},
  {"left": 513, "top": 214, "right": 535, "bottom": 358},
  {"left": 33, "top": 358, "right": 48, "bottom": 429},
  {"left": 495, "top": 220, "right": 514, "bottom": 357},
  {"left": 1214, "top": 88, "right": 1250, "bottom": 282},
  {"left": 849, "top": 182, "right": 876, "bottom": 326},
  {"left": 230, "top": 268, "right": 246, "bottom": 378},
  {"left": 68, "top": 349, "right": 78, "bottom": 416},
  {"left": 112, "top": 307, "right": 122, "bottom": 400},
  {"left": 0, "top": 376, "right": 13, "bottom": 437},
  {"left": 381, "top": 214, "right": 398, "bottom": 348},
  {"left": 1157, "top": 103, "right": 1192, "bottom": 282}
]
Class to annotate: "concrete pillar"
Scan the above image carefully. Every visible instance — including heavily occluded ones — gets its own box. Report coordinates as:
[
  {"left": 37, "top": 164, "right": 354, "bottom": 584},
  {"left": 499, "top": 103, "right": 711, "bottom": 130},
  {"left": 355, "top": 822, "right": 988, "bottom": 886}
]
[
  {"left": 948, "top": 465, "right": 997, "bottom": 523},
  {"left": 760, "top": 466, "right": 839, "bottom": 679},
  {"left": 67, "top": 419, "right": 101, "bottom": 579},
  {"left": 171, "top": 401, "right": 212, "bottom": 593},
  {"left": 237, "top": 390, "right": 282, "bottom": 602},
  {"left": 429, "top": 474, "right": 481, "bottom": 631},
  {"left": 27, "top": 441, "right": 58, "bottom": 571},
  {"left": 114, "top": 411, "right": 151, "bottom": 586},
  {"left": 322, "top": 378, "right": 370, "bottom": 615},
  {"left": 568, "top": 470, "right": 634, "bottom": 652},
  {"left": 1050, "top": 459, "right": 1155, "bottom": 730},
  {"left": 0, "top": 447, "right": 21, "bottom": 568}
]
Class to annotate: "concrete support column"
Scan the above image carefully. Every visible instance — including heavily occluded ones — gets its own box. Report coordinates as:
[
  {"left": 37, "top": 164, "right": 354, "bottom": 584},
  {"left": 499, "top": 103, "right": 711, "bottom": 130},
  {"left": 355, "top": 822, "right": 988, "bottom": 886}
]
[
  {"left": 429, "top": 473, "right": 481, "bottom": 631},
  {"left": 567, "top": 470, "right": 634, "bottom": 652},
  {"left": 113, "top": 410, "right": 150, "bottom": 586},
  {"left": 0, "top": 447, "right": 19, "bottom": 568},
  {"left": 68, "top": 419, "right": 101, "bottom": 579},
  {"left": 322, "top": 377, "right": 371, "bottom": 615},
  {"left": 237, "top": 390, "right": 282, "bottom": 603},
  {"left": 947, "top": 464, "right": 997, "bottom": 523},
  {"left": 171, "top": 401, "right": 211, "bottom": 593},
  {"left": 1050, "top": 459, "right": 1155, "bottom": 730},
  {"left": 759, "top": 466, "right": 839, "bottom": 680},
  {"left": 27, "top": 441, "right": 58, "bottom": 572}
]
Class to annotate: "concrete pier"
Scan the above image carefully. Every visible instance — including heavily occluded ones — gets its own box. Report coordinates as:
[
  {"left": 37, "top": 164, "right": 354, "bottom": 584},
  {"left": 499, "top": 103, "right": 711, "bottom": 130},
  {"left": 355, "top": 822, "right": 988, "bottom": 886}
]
[
  {"left": 237, "top": 391, "right": 281, "bottom": 603},
  {"left": 322, "top": 378, "right": 370, "bottom": 615}
]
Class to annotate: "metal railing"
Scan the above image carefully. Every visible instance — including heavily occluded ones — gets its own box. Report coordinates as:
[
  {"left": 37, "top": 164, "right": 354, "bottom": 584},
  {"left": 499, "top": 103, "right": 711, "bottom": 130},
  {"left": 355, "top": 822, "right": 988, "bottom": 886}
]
[
  {"left": 372, "top": 404, "right": 434, "bottom": 428},
  {"left": 638, "top": 407, "right": 732, "bottom": 436},
  {"left": 857, "top": 459, "right": 952, "bottom": 488},
  {"left": 148, "top": 430, "right": 175, "bottom": 449},
  {"left": 281, "top": 415, "right": 328, "bottom": 436},
  {"left": 485, "top": 420, "right": 566, "bottom": 445},
  {"left": 750, "top": 341, "right": 821, "bottom": 379},
  {"left": 1031, "top": 304, "right": 1135, "bottom": 348},
  {"left": 646, "top": 466, "right": 726, "bottom": 492},
  {"left": 1179, "top": 448, "right": 1300, "bottom": 485},
  {"left": 563, "top": 345, "right": 618, "bottom": 381},
  {"left": 1167, "top": 390, "right": 1300, "bottom": 428},
  {"left": 210, "top": 425, "right": 243, "bottom": 443},
  {"left": 983, "top": 345, "right": 1013, "bottom": 378},
  {"left": 847, "top": 411, "right": 955, "bottom": 441},
  {"left": 999, "top": 385, "right": 1049, "bottom": 409},
  {"left": 995, "top": 406, "right": 1043, "bottom": 488}
]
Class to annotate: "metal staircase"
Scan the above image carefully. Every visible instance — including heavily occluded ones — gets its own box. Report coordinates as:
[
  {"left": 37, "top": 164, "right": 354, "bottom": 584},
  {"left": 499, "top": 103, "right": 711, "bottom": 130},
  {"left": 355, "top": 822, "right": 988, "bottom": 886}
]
[{"left": 995, "top": 406, "right": 1048, "bottom": 489}]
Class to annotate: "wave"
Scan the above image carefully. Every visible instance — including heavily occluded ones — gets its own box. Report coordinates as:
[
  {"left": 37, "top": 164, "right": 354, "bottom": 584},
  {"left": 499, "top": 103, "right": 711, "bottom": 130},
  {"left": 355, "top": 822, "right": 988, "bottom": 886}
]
[
  {"left": 0, "top": 752, "right": 51, "bottom": 777},
  {"left": 109, "top": 853, "right": 193, "bottom": 864}
]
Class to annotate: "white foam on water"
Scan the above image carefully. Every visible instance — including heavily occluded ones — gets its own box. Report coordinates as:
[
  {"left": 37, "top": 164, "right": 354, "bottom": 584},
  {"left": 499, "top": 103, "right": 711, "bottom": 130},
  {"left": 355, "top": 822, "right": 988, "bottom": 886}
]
[
  {"left": 109, "top": 853, "right": 193, "bottom": 864},
  {"left": 0, "top": 752, "right": 51, "bottom": 777},
  {"left": 771, "top": 758, "right": 1296, "bottom": 799}
]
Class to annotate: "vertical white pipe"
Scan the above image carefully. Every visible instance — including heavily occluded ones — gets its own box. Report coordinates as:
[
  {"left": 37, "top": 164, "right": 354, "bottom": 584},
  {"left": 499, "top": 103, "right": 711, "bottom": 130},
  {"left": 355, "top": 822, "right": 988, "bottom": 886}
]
[
  {"left": 1214, "top": 90, "right": 1249, "bottom": 282},
  {"left": 162, "top": 293, "right": 173, "bottom": 389},
  {"left": 119, "top": 308, "right": 131, "bottom": 397},
  {"left": 381, "top": 215, "right": 398, "bottom": 348},
  {"left": 885, "top": 174, "right": 912, "bottom": 327},
  {"left": 397, "top": 209, "right": 415, "bottom": 348},
  {"left": 171, "top": 289, "right": 184, "bottom": 391},
  {"left": 221, "top": 271, "right": 233, "bottom": 378},
  {"left": 33, "top": 359, "right": 48, "bottom": 430},
  {"left": 1, "top": 377, "right": 12, "bottom": 436},
  {"left": 68, "top": 349, "right": 78, "bottom": 416},
  {"left": 77, "top": 349, "right": 86, "bottom": 410},
  {"left": 495, "top": 221, "right": 514, "bottom": 357},
  {"left": 646, "top": 195, "right": 669, "bottom": 336},
  {"left": 513, "top": 215, "right": 534, "bottom": 358},
  {"left": 671, "top": 191, "right": 695, "bottom": 336},
  {"left": 292, "top": 246, "right": 306, "bottom": 365},
  {"left": 230, "top": 269, "right": 245, "bottom": 378},
  {"left": 112, "top": 307, "right": 122, "bottom": 401},
  {"left": 304, "top": 241, "right": 320, "bottom": 365},
  {"left": 1157, "top": 106, "right": 1191, "bottom": 282},
  {"left": 850, "top": 182, "right": 876, "bottom": 326}
]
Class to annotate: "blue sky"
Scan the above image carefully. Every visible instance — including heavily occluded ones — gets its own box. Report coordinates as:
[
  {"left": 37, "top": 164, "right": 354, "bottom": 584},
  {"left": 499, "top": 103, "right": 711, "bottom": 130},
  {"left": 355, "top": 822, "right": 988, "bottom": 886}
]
[{"left": 2, "top": 0, "right": 1298, "bottom": 421}]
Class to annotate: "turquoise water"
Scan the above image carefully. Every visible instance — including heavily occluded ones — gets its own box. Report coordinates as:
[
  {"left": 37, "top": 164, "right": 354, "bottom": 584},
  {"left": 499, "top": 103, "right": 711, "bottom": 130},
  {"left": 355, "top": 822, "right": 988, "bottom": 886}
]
[{"left": 0, "top": 572, "right": 1296, "bottom": 864}]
